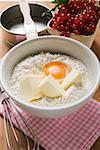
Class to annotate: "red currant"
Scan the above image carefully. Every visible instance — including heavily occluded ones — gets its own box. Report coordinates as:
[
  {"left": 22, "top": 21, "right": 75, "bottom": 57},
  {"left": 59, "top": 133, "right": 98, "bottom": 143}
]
[
  {"left": 59, "top": 24, "right": 65, "bottom": 31},
  {"left": 56, "top": 16, "right": 62, "bottom": 23},
  {"left": 51, "top": 0, "right": 99, "bottom": 36},
  {"left": 60, "top": 5, "right": 67, "bottom": 14},
  {"left": 51, "top": 24, "right": 57, "bottom": 29},
  {"left": 60, "top": 13, "right": 68, "bottom": 21},
  {"left": 79, "top": 21, "right": 84, "bottom": 28},
  {"left": 73, "top": 29, "right": 80, "bottom": 35}
]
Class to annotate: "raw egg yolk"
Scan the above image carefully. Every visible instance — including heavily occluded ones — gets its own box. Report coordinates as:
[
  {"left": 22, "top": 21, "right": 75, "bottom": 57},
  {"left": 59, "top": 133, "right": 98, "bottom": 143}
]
[{"left": 42, "top": 61, "right": 69, "bottom": 79}]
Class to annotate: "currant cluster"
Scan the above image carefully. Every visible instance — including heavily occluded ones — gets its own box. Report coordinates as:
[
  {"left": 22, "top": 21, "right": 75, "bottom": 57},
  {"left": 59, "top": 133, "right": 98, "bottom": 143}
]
[{"left": 50, "top": 0, "right": 100, "bottom": 37}]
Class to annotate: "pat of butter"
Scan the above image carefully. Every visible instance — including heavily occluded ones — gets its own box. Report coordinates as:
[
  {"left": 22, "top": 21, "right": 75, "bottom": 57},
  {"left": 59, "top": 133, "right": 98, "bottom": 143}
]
[
  {"left": 61, "top": 69, "right": 82, "bottom": 90},
  {"left": 39, "top": 75, "right": 65, "bottom": 98},
  {"left": 20, "top": 75, "right": 44, "bottom": 101},
  {"left": 63, "top": 85, "right": 77, "bottom": 98}
]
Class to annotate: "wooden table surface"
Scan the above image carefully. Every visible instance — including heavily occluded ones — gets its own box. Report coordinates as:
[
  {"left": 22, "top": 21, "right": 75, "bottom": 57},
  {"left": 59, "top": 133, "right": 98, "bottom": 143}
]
[{"left": 0, "top": 1, "right": 100, "bottom": 150}]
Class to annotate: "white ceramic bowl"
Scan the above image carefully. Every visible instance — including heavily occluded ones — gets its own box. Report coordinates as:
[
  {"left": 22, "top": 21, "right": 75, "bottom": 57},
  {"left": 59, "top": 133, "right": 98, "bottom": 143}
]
[{"left": 0, "top": 36, "right": 100, "bottom": 118}]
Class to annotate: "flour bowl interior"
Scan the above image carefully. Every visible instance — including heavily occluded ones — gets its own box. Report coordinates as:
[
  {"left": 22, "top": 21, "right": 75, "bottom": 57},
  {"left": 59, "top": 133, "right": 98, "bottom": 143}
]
[{"left": 0, "top": 36, "right": 100, "bottom": 118}]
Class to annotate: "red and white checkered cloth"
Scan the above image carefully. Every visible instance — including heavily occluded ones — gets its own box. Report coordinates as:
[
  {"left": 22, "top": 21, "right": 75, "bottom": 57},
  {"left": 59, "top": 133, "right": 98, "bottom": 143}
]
[{"left": 0, "top": 93, "right": 100, "bottom": 150}]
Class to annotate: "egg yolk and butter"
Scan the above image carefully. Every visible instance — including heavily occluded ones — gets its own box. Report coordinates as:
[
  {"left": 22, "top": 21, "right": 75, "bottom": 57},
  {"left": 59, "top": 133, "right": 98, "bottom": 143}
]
[{"left": 19, "top": 61, "right": 82, "bottom": 102}]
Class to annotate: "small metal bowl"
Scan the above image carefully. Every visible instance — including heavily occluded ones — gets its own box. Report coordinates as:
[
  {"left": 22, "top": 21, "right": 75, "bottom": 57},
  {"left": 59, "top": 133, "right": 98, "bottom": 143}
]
[{"left": 0, "top": 3, "right": 53, "bottom": 49}]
